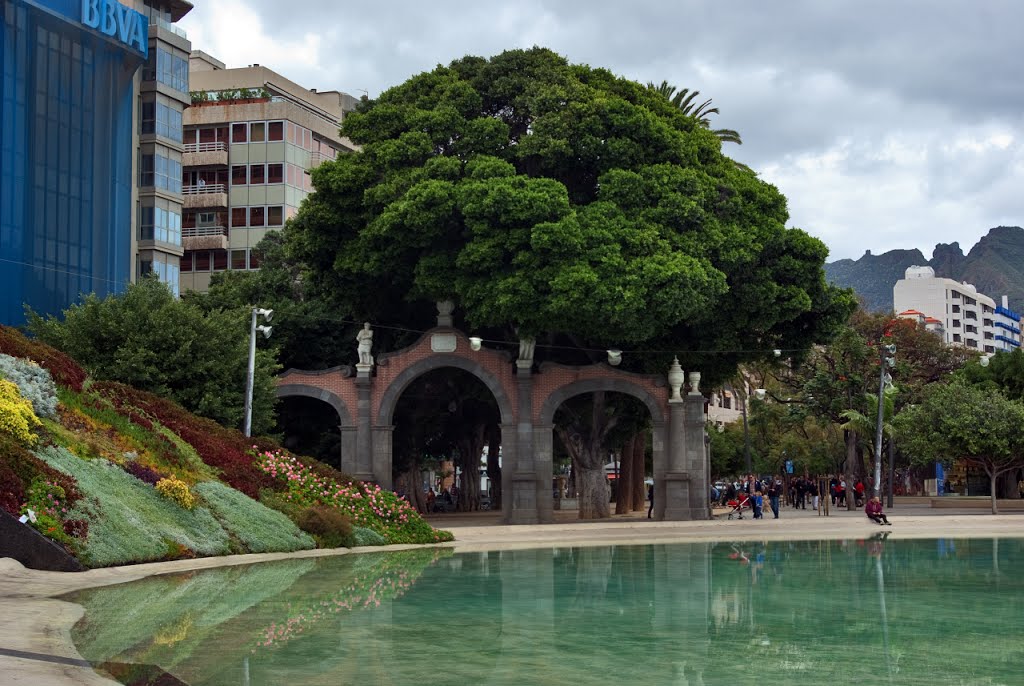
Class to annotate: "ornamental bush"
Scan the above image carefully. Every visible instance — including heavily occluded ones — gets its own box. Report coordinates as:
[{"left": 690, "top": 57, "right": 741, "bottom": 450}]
[
  {"left": 125, "top": 460, "right": 164, "bottom": 485},
  {"left": 294, "top": 505, "right": 354, "bottom": 548},
  {"left": 36, "top": 446, "right": 230, "bottom": 567},
  {"left": 155, "top": 476, "right": 196, "bottom": 510},
  {"left": 0, "top": 434, "right": 81, "bottom": 517},
  {"left": 195, "top": 481, "right": 314, "bottom": 553},
  {"left": 352, "top": 526, "right": 387, "bottom": 547},
  {"left": 0, "top": 325, "right": 87, "bottom": 391},
  {"left": 0, "top": 379, "right": 42, "bottom": 446},
  {"left": 0, "top": 354, "right": 58, "bottom": 419},
  {"left": 256, "top": 449, "right": 454, "bottom": 544}
]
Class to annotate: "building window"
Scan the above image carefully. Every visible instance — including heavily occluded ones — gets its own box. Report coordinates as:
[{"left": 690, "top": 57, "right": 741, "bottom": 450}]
[
  {"left": 232, "top": 165, "right": 248, "bottom": 185},
  {"left": 250, "top": 122, "right": 266, "bottom": 143},
  {"left": 250, "top": 165, "right": 265, "bottom": 185},
  {"left": 267, "top": 163, "right": 283, "bottom": 184},
  {"left": 268, "top": 121, "right": 284, "bottom": 141},
  {"left": 139, "top": 206, "right": 182, "bottom": 245},
  {"left": 231, "top": 250, "right": 247, "bottom": 270},
  {"left": 213, "top": 250, "right": 228, "bottom": 271},
  {"left": 268, "top": 206, "right": 283, "bottom": 226},
  {"left": 249, "top": 207, "right": 265, "bottom": 226},
  {"left": 965, "top": 311, "right": 977, "bottom": 320},
  {"left": 195, "top": 251, "right": 210, "bottom": 272},
  {"left": 181, "top": 252, "right": 193, "bottom": 273},
  {"left": 140, "top": 150, "right": 182, "bottom": 193},
  {"left": 140, "top": 98, "right": 183, "bottom": 143},
  {"left": 232, "top": 123, "right": 248, "bottom": 143},
  {"left": 966, "top": 339, "right": 978, "bottom": 348},
  {"left": 953, "top": 334, "right": 961, "bottom": 342},
  {"left": 146, "top": 48, "right": 188, "bottom": 93},
  {"left": 985, "top": 345, "right": 995, "bottom": 353},
  {"left": 231, "top": 207, "right": 247, "bottom": 227},
  {"left": 951, "top": 304, "right": 960, "bottom": 313}
]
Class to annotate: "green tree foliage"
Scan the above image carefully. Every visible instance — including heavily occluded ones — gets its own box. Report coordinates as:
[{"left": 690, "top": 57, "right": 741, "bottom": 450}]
[
  {"left": 28, "top": 278, "right": 279, "bottom": 434},
  {"left": 277, "top": 47, "right": 852, "bottom": 517},
  {"left": 895, "top": 380, "right": 1024, "bottom": 513},
  {"left": 647, "top": 81, "right": 742, "bottom": 144}
]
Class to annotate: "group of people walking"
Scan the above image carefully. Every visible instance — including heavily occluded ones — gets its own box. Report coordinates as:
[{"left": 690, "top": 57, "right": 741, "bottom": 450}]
[{"left": 716, "top": 473, "right": 892, "bottom": 525}]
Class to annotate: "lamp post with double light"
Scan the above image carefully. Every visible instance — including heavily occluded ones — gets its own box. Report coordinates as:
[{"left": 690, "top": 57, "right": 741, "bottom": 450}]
[
  {"left": 873, "top": 342, "right": 895, "bottom": 498},
  {"left": 243, "top": 307, "right": 273, "bottom": 437}
]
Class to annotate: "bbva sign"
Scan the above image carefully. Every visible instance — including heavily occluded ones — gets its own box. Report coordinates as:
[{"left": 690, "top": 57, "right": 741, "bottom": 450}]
[{"left": 81, "top": 0, "right": 148, "bottom": 57}]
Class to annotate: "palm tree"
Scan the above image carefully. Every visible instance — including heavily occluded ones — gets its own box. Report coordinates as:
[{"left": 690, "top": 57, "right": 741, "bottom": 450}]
[{"left": 648, "top": 80, "right": 742, "bottom": 145}]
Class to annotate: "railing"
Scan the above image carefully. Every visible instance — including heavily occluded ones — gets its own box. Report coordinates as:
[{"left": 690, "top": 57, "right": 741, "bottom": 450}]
[
  {"left": 153, "top": 18, "right": 187, "bottom": 38},
  {"left": 182, "top": 183, "right": 226, "bottom": 195},
  {"left": 309, "top": 151, "right": 335, "bottom": 166},
  {"left": 182, "top": 226, "right": 228, "bottom": 238},
  {"left": 184, "top": 142, "right": 227, "bottom": 153}
]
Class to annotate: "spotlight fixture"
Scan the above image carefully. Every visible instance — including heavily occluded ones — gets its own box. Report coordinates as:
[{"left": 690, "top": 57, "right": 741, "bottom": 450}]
[
  {"left": 754, "top": 389, "right": 767, "bottom": 400},
  {"left": 607, "top": 349, "right": 622, "bottom": 366},
  {"left": 469, "top": 337, "right": 482, "bottom": 351}
]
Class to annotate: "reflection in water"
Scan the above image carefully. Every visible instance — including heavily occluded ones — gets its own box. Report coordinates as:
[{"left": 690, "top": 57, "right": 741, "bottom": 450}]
[{"left": 65, "top": 538, "right": 1024, "bottom": 685}]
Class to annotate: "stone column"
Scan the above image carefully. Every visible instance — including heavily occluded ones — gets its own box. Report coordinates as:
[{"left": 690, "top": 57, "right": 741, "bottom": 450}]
[
  {"left": 372, "top": 425, "right": 394, "bottom": 490},
  {"left": 533, "top": 423, "right": 554, "bottom": 522},
  {"left": 684, "top": 391, "right": 709, "bottom": 520},
  {"left": 339, "top": 424, "right": 357, "bottom": 476},
  {"left": 662, "top": 398, "right": 690, "bottom": 520},
  {"left": 507, "top": 366, "right": 540, "bottom": 524},
  {"left": 353, "top": 372, "right": 375, "bottom": 483}
]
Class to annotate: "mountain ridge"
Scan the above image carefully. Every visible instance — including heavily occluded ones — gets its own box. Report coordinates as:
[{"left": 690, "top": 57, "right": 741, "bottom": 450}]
[{"left": 824, "top": 226, "right": 1024, "bottom": 312}]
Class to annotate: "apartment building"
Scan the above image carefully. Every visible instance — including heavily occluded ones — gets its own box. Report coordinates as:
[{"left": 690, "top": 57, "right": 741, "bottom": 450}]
[
  {"left": 1, "top": 0, "right": 191, "bottom": 325},
  {"left": 893, "top": 266, "right": 1021, "bottom": 353},
  {"left": 179, "top": 52, "right": 358, "bottom": 292}
]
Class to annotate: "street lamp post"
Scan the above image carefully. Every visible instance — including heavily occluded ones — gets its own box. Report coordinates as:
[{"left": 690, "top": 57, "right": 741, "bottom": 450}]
[
  {"left": 243, "top": 307, "right": 273, "bottom": 437},
  {"left": 873, "top": 343, "right": 895, "bottom": 498}
]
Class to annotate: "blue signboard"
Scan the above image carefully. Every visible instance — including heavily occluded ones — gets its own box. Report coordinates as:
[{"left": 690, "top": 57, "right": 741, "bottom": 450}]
[
  {"left": 935, "top": 462, "right": 945, "bottom": 496},
  {"left": 81, "top": 0, "right": 148, "bottom": 57}
]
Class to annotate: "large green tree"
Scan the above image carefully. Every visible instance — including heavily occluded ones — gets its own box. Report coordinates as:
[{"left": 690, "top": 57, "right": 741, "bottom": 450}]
[
  {"left": 896, "top": 380, "right": 1024, "bottom": 513},
  {"left": 29, "top": 278, "right": 279, "bottom": 434},
  {"left": 647, "top": 81, "right": 742, "bottom": 144},
  {"left": 283, "top": 47, "right": 852, "bottom": 517}
]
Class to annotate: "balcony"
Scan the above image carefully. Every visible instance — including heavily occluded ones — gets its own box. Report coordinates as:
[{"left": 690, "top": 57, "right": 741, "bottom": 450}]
[
  {"left": 182, "top": 183, "right": 228, "bottom": 209},
  {"left": 309, "top": 150, "right": 336, "bottom": 168},
  {"left": 182, "top": 225, "right": 228, "bottom": 251},
  {"left": 183, "top": 141, "right": 228, "bottom": 168}
]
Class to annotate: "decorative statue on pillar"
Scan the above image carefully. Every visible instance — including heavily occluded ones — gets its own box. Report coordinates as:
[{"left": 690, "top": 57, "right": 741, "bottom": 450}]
[
  {"left": 517, "top": 336, "right": 536, "bottom": 369},
  {"left": 667, "top": 357, "right": 685, "bottom": 402},
  {"left": 688, "top": 371, "right": 701, "bottom": 395},
  {"left": 356, "top": 323, "right": 374, "bottom": 367}
]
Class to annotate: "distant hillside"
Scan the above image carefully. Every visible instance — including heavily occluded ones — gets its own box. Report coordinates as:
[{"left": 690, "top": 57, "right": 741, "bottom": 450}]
[{"left": 824, "top": 226, "right": 1024, "bottom": 312}]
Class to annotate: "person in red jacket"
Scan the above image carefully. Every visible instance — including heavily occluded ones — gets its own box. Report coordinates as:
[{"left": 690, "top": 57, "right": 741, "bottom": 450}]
[{"left": 865, "top": 496, "right": 891, "bottom": 525}]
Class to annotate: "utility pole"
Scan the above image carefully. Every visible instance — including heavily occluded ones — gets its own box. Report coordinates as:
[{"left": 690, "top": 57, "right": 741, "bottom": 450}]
[
  {"left": 873, "top": 341, "right": 896, "bottom": 498},
  {"left": 244, "top": 307, "right": 273, "bottom": 437}
]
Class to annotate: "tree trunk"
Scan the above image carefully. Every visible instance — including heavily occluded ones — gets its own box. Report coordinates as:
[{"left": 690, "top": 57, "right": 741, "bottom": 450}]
[
  {"left": 455, "top": 424, "right": 486, "bottom": 512},
  {"left": 615, "top": 435, "right": 636, "bottom": 514},
  {"left": 990, "top": 469, "right": 998, "bottom": 515},
  {"left": 845, "top": 429, "right": 859, "bottom": 511},
  {"left": 632, "top": 430, "right": 646, "bottom": 512},
  {"left": 486, "top": 424, "right": 502, "bottom": 511},
  {"left": 397, "top": 463, "right": 426, "bottom": 513},
  {"left": 574, "top": 458, "right": 611, "bottom": 519}
]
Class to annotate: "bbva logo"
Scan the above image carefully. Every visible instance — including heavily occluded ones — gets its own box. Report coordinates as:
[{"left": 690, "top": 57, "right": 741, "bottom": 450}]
[{"left": 81, "top": 0, "right": 148, "bottom": 57}]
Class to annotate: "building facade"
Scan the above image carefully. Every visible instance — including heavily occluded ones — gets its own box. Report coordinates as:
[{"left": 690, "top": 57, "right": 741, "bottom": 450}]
[
  {"left": 1, "top": 0, "right": 190, "bottom": 326},
  {"left": 179, "top": 52, "right": 357, "bottom": 292},
  {"left": 894, "top": 266, "right": 1021, "bottom": 353}
]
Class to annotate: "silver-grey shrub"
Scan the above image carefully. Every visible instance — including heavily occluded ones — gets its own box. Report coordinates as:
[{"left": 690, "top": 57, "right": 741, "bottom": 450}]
[
  {"left": 36, "top": 446, "right": 230, "bottom": 567},
  {"left": 0, "top": 353, "right": 58, "bottom": 418},
  {"left": 195, "top": 481, "right": 315, "bottom": 553}
]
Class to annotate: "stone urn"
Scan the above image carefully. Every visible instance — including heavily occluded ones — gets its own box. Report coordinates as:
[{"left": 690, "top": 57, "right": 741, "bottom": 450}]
[{"left": 667, "top": 357, "right": 685, "bottom": 401}]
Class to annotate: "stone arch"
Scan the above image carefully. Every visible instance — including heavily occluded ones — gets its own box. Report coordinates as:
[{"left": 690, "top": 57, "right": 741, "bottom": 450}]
[
  {"left": 376, "top": 354, "right": 516, "bottom": 426},
  {"left": 535, "top": 376, "right": 670, "bottom": 522},
  {"left": 537, "top": 377, "right": 667, "bottom": 427},
  {"left": 276, "top": 384, "right": 354, "bottom": 426}
]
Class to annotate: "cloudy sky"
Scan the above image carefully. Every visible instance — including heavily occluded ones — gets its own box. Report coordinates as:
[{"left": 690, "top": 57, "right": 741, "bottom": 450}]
[{"left": 180, "top": 0, "right": 1023, "bottom": 262}]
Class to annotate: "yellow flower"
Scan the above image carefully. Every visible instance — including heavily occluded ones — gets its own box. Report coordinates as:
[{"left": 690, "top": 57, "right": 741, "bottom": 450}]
[
  {"left": 155, "top": 476, "right": 196, "bottom": 510},
  {"left": 0, "top": 379, "right": 41, "bottom": 446}
]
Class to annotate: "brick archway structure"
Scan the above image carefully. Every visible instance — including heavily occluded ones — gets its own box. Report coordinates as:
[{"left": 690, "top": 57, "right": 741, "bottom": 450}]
[{"left": 274, "top": 323, "right": 710, "bottom": 524}]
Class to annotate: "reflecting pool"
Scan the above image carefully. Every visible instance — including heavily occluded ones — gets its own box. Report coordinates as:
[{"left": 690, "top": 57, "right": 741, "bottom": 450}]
[{"left": 64, "top": 537, "right": 1024, "bottom": 685}]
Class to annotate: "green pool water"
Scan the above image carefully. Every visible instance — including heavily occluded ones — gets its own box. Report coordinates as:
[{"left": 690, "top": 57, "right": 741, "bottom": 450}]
[{"left": 64, "top": 537, "right": 1024, "bottom": 685}]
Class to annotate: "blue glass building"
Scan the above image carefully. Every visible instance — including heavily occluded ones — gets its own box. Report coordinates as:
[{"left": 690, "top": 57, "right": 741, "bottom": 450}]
[{"left": 1, "top": 0, "right": 153, "bottom": 325}]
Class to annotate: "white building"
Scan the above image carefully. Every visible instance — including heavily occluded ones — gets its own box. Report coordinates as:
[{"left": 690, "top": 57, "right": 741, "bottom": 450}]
[{"left": 893, "top": 266, "right": 1021, "bottom": 353}]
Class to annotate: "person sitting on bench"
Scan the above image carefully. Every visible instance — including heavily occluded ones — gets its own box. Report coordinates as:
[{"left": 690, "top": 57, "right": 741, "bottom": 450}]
[{"left": 865, "top": 496, "right": 891, "bottom": 525}]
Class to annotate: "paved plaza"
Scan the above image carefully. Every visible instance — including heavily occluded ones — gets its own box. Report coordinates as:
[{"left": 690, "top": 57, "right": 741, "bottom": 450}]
[{"left": 1, "top": 500, "right": 1021, "bottom": 685}]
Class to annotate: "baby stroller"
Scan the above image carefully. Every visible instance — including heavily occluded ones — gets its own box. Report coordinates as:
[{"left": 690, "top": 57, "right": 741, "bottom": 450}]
[{"left": 726, "top": 493, "right": 752, "bottom": 519}]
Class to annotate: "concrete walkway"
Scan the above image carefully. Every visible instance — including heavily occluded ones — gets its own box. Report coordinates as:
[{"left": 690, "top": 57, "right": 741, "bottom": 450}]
[{"left": 2, "top": 502, "right": 1021, "bottom": 685}]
